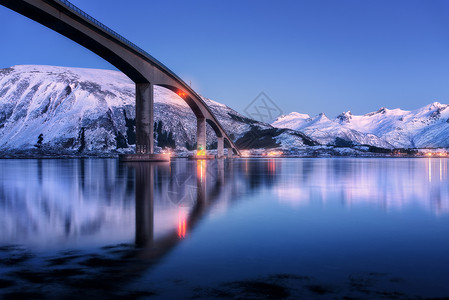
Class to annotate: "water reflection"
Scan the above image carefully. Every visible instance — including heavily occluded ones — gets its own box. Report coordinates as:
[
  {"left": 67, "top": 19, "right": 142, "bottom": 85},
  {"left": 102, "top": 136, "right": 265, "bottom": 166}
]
[
  {"left": 1, "top": 158, "right": 449, "bottom": 252},
  {"left": 1, "top": 158, "right": 449, "bottom": 298},
  {"left": 274, "top": 158, "right": 449, "bottom": 215},
  {"left": 125, "top": 159, "right": 234, "bottom": 259},
  {"left": 0, "top": 159, "right": 236, "bottom": 251},
  {"left": 0, "top": 159, "right": 135, "bottom": 249}
]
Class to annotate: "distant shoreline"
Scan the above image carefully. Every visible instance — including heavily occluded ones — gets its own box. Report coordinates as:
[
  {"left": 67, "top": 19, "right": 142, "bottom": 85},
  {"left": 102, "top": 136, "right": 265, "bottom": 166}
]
[{"left": 0, "top": 153, "right": 445, "bottom": 159}]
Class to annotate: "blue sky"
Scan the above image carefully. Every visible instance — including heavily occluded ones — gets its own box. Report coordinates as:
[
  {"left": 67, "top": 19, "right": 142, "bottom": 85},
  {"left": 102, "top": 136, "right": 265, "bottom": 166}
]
[{"left": 1, "top": 0, "right": 449, "bottom": 118}]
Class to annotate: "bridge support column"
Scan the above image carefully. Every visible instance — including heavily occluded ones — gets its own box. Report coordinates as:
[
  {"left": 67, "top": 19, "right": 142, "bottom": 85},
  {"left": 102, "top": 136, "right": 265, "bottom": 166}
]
[
  {"left": 136, "top": 82, "right": 154, "bottom": 154},
  {"left": 227, "top": 147, "right": 233, "bottom": 158},
  {"left": 120, "top": 83, "right": 168, "bottom": 161},
  {"left": 197, "top": 117, "right": 206, "bottom": 155},
  {"left": 217, "top": 136, "right": 224, "bottom": 158}
]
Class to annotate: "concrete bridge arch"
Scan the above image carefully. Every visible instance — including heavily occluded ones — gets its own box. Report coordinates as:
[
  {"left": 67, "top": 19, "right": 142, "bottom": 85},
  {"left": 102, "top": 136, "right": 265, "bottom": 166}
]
[{"left": 0, "top": 0, "right": 240, "bottom": 157}]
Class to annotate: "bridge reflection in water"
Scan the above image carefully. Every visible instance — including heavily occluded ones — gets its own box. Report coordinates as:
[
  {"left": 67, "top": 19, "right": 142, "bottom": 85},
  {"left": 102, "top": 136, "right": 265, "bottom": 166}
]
[
  {"left": 2, "top": 158, "right": 449, "bottom": 298},
  {"left": 0, "top": 158, "right": 276, "bottom": 251},
  {"left": 132, "top": 159, "right": 225, "bottom": 254},
  {"left": 1, "top": 158, "right": 448, "bottom": 251}
]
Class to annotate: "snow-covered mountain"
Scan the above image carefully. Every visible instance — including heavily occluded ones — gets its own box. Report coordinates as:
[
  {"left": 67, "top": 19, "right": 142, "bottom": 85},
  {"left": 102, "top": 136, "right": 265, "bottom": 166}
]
[
  {"left": 0, "top": 65, "right": 314, "bottom": 154},
  {"left": 273, "top": 103, "right": 449, "bottom": 149},
  {"left": 273, "top": 112, "right": 392, "bottom": 148},
  {"left": 2, "top": 65, "right": 447, "bottom": 154}
]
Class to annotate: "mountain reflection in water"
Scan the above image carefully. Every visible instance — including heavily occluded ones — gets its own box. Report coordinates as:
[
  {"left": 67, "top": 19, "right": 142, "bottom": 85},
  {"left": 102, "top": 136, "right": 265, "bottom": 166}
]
[
  {"left": 0, "top": 158, "right": 448, "bottom": 298},
  {"left": 1, "top": 158, "right": 448, "bottom": 248}
]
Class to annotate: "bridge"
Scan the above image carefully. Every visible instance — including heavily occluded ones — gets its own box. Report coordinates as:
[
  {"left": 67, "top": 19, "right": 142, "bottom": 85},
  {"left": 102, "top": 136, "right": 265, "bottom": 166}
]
[{"left": 0, "top": 0, "right": 240, "bottom": 159}]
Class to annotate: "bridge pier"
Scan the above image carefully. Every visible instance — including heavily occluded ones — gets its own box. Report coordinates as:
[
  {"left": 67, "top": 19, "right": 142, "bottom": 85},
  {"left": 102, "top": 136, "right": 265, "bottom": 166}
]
[
  {"left": 227, "top": 146, "right": 233, "bottom": 158},
  {"left": 197, "top": 117, "right": 206, "bottom": 155},
  {"left": 120, "top": 83, "right": 168, "bottom": 162},
  {"left": 136, "top": 82, "right": 154, "bottom": 154},
  {"left": 217, "top": 136, "right": 224, "bottom": 158}
]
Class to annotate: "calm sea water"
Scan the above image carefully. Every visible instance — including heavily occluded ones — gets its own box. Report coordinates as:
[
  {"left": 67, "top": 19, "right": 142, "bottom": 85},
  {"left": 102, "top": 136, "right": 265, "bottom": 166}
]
[{"left": 0, "top": 158, "right": 448, "bottom": 299}]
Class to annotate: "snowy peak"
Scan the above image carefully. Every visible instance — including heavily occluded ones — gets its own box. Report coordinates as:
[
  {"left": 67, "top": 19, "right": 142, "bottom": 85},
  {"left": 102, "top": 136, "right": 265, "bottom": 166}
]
[
  {"left": 273, "top": 109, "right": 392, "bottom": 148},
  {"left": 272, "top": 101, "right": 449, "bottom": 148},
  {"left": 427, "top": 101, "right": 446, "bottom": 110},
  {"left": 337, "top": 111, "right": 352, "bottom": 123},
  {"left": 5, "top": 65, "right": 132, "bottom": 88},
  {"left": 272, "top": 112, "right": 311, "bottom": 130},
  {"left": 311, "top": 113, "right": 330, "bottom": 124},
  {"left": 274, "top": 112, "right": 311, "bottom": 123},
  {"left": 364, "top": 107, "right": 387, "bottom": 116},
  {"left": 287, "top": 112, "right": 311, "bottom": 119},
  {"left": 416, "top": 102, "right": 448, "bottom": 119},
  {"left": 377, "top": 107, "right": 387, "bottom": 114}
]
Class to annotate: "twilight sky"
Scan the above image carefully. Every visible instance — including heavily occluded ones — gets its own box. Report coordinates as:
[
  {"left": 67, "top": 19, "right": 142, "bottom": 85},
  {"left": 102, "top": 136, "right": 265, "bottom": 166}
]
[{"left": 1, "top": 0, "right": 449, "bottom": 119}]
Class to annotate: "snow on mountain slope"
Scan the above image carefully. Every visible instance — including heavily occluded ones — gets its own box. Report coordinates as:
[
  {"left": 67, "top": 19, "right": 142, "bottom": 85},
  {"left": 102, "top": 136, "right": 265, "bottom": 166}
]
[
  {"left": 0, "top": 65, "right": 145, "bottom": 151},
  {"left": 337, "top": 108, "right": 413, "bottom": 148},
  {"left": 272, "top": 112, "right": 311, "bottom": 129},
  {"left": 0, "top": 65, "right": 215, "bottom": 151},
  {"left": 273, "top": 102, "right": 449, "bottom": 148},
  {"left": 9, "top": 64, "right": 447, "bottom": 153},
  {"left": 341, "top": 103, "right": 449, "bottom": 148},
  {"left": 273, "top": 112, "right": 392, "bottom": 148},
  {"left": 0, "top": 65, "right": 314, "bottom": 153}
]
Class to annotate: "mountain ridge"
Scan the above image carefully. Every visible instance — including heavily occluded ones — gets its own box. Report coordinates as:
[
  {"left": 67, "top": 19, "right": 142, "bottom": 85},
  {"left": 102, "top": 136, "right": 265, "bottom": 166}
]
[
  {"left": 273, "top": 101, "right": 449, "bottom": 149},
  {"left": 1, "top": 65, "right": 448, "bottom": 156},
  {"left": 0, "top": 65, "right": 314, "bottom": 154}
]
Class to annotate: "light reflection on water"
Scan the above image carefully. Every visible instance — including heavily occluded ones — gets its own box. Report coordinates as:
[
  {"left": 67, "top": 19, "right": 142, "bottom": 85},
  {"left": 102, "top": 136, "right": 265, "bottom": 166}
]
[
  {"left": 0, "top": 158, "right": 448, "bottom": 298},
  {"left": 275, "top": 158, "right": 449, "bottom": 214}
]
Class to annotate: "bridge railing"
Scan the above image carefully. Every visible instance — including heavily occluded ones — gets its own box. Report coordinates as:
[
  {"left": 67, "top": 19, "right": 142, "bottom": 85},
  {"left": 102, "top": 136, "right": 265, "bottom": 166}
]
[
  {"left": 54, "top": 0, "right": 166, "bottom": 70},
  {"left": 54, "top": 0, "right": 201, "bottom": 98}
]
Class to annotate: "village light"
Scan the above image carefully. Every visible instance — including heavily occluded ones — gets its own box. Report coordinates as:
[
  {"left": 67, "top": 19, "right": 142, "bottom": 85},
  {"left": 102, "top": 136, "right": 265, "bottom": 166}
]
[
  {"left": 241, "top": 150, "right": 250, "bottom": 157},
  {"left": 267, "top": 151, "right": 283, "bottom": 157},
  {"left": 197, "top": 145, "right": 206, "bottom": 156}
]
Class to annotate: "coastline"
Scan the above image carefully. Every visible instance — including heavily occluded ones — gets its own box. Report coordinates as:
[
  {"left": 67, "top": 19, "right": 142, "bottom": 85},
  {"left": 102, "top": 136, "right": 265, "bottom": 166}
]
[{"left": 0, "top": 147, "right": 446, "bottom": 159}]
